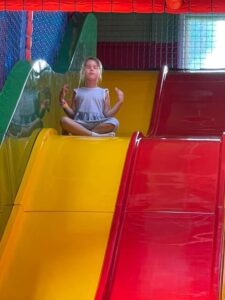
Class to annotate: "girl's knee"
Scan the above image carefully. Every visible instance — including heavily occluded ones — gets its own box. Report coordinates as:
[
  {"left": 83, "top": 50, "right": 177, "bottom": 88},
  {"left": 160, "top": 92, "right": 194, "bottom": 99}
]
[
  {"left": 113, "top": 118, "right": 119, "bottom": 130},
  {"left": 60, "top": 116, "right": 69, "bottom": 125},
  {"left": 107, "top": 119, "right": 119, "bottom": 132},
  {"left": 60, "top": 117, "right": 72, "bottom": 131}
]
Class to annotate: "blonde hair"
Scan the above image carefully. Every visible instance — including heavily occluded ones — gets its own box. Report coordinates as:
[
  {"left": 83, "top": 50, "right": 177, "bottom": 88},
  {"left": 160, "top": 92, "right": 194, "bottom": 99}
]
[{"left": 79, "top": 57, "right": 103, "bottom": 87}]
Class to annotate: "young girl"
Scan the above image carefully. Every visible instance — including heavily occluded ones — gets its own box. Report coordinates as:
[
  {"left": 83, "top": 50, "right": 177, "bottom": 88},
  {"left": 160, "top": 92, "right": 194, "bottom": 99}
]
[{"left": 59, "top": 57, "right": 124, "bottom": 137}]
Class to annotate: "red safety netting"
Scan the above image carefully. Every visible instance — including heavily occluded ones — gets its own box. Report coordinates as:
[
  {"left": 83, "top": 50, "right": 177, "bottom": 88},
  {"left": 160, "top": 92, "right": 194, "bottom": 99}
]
[{"left": 1, "top": 0, "right": 225, "bottom": 13}]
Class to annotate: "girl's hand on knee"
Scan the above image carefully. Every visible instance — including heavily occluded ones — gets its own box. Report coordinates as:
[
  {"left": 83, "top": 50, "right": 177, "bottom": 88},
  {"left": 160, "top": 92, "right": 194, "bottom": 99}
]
[{"left": 115, "top": 87, "right": 124, "bottom": 104}]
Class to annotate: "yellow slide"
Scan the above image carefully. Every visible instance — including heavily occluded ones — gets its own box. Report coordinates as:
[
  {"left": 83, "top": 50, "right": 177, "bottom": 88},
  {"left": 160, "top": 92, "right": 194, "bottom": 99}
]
[
  {"left": 0, "top": 129, "right": 129, "bottom": 300},
  {"left": 0, "top": 71, "right": 158, "bottom": 300},
  {"left": 102, "top": 71, "right": 158, "bottom": 136}
]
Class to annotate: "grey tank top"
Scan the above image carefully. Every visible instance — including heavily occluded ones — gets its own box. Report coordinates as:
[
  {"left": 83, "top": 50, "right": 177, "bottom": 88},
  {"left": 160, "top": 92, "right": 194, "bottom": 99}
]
[{"left": 74, "top": 87, "right": 108, "bottom": 122}]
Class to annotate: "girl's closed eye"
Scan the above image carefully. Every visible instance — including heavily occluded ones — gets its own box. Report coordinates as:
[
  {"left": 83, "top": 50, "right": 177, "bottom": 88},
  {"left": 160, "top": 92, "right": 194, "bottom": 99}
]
[{"left": 85, "top": 65, "right": 99, "bottom": 70}]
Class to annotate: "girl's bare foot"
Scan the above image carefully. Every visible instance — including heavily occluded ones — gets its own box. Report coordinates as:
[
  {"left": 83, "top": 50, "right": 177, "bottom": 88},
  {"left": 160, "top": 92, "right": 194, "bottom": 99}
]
[{"left": 92, "top": 131, "right": 115, "bottom": 137}]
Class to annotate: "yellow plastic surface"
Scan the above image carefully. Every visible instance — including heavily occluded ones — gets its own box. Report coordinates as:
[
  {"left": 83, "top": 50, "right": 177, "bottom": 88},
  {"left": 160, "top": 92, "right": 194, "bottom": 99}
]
[
  {"left": 0, "top": 129, "right": 129, "bottom": 300},
  {"left": 0, "top": 71, "right": 159, "bottom": 299},
  {"left": 102, "top": 71, "right": 158, "bottom": 136},
  {"left": 0, "top": 70, "right": 158, "bottom": 236},
  {"left": 0, "top": 131, "right": 39, "bottom": 237}
]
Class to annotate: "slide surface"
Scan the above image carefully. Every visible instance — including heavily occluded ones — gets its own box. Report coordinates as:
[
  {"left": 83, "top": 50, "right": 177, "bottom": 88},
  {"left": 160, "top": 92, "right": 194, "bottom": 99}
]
[
  {"left": 102, "top": 71, "right": 158, "bottom": 136},
  {"left": 0, "top": 69, "right": 158, "bottom": 300},
  {"left": 95, "top": 69, "right": 225, "bottom": 300},
  {"left": 150, "top": 68, "right": 225, "bottom": 137},
  {"left": 96, "top": 136, "right": 225, "bottom": 300},
  {"left": 0, "top": 129, "right": 129, "bottom": 300},
  {"left": 1, "top": 67, "right": 224, "bottom": 300}
]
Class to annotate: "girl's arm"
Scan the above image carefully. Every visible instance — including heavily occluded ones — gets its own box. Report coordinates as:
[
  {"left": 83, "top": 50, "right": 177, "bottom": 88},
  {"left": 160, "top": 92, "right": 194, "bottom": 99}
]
[
  {"left": 103, "top": 87, "right": 124, "bottom": 117},
  {"left": 59, "top": 84, "right": 76, "bottom": 118}
]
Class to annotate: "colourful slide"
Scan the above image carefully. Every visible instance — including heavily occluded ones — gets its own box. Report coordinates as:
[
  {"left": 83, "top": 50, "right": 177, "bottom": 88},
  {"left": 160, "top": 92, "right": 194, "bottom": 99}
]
[
  {"left": 0, "top": 13, "right": 159, "bottom": 300},
  {"left": 0, "top": 71, "right": 157, "bottom": 300},
  {"left": 1, "top": 63, "right": 224, "bottom": 300}
]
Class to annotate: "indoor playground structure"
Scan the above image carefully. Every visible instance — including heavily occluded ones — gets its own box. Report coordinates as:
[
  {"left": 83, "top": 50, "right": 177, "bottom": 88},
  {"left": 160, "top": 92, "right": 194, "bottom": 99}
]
[{"left": 1, "top": 2, "right": 225, "bottom": 300}]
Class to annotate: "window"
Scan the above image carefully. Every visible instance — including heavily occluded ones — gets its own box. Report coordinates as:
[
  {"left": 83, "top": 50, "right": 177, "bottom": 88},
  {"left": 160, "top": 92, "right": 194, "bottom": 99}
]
[{"left": 179, "top": 15, "right": 225, "bottom": 69}]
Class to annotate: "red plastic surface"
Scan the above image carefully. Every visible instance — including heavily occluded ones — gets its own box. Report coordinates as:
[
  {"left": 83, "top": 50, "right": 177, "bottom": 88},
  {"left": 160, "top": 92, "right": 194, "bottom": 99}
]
[
  {"left": 110, "top": 212, "right": 216, "bottom": 300},
  {"left": 150, "top": 69, "right": 225, "bottom": 137},
  {"left": 128, "top": 139, "right": 220, "bottom": 213},
  {"left": 95, "top": 131, "right": 143, "bottom": 299},
  {"left": 95, "top": 137, "right": 225, "bottom": 300},
  {"left": 2, "top": 0, "right": 225, "bottom": 12}
]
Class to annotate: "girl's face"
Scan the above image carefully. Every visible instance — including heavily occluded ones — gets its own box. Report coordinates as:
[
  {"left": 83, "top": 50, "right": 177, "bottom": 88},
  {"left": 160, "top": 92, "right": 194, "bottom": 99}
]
[{"left": 84, "top": 59, "right": 100, "bottom": 82}]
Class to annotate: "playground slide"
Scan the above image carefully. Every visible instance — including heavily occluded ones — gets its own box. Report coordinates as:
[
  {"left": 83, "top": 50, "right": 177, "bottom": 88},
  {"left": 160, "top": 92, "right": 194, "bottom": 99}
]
[
  {"left": 0, "top": 69, "right": 158, "bottom": 300},
  {"left": 95, "top": 136, "right": 225, "bottom": 300},
  {"left": 0, "top": 129, "right": 130, "bottom": 300},
  {"left": 94, "top": 68, "right": 225, "bottom": 299},
  {"left": 1, "top": 65, "right": 224, "bottom": 299},
  {"left": 149, "top": 66, "right": 225, "bottom": 137},
  {"left": 102, "top": 71, "right": 158, "bottom": 136}
]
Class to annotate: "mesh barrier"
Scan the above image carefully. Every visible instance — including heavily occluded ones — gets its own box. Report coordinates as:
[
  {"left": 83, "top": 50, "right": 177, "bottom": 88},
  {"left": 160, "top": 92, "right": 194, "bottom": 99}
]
[
  {"left": 97, "top": 13, "right": 225, "bottom": 70},
  {"left": 0, "top": 12, "right": 68, "bottom": 90},
  {"left": 179, "top": 15, "right": 225, "bottom": 69},
  {"left": 1, "top": 0, "right": 225, "bottom": 13},
  {"left": 31, "top": 12, "right": 68, "bottom": 66},
  {"left": 1, "top": 11, "right": 225, "bottom": 88},
  {"left": 0, "top": 12, "right": 26, "bottom": 90},
  {"left": 97, "top": 13, "right": 179, "bottom": 70}
]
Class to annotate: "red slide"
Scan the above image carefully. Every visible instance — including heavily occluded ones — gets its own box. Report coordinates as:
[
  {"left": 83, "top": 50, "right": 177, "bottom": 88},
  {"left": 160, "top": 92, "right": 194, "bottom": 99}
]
[
  {"left": 149, "top": 66, "right": 225, "bottom": 137},
  {"left": 96, "top": 135, "right": 225, "bottom": 300},
  {"left": 95, "top": 69, "right": 225, "bottom": 300}
]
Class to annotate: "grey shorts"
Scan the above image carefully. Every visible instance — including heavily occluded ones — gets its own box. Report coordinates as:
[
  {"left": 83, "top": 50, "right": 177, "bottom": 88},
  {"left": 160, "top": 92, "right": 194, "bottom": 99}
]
[{"left": 75, "top": 117, "right": 119, "bottom": 131}]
